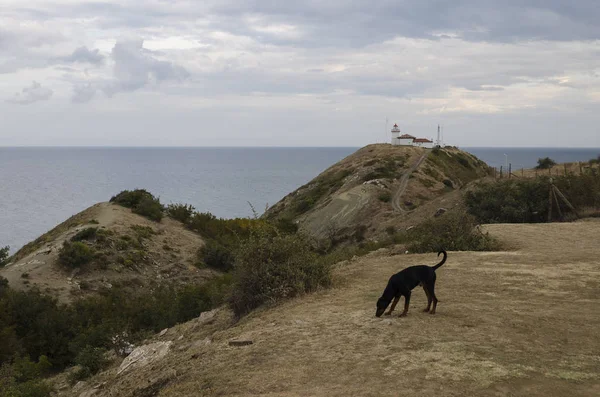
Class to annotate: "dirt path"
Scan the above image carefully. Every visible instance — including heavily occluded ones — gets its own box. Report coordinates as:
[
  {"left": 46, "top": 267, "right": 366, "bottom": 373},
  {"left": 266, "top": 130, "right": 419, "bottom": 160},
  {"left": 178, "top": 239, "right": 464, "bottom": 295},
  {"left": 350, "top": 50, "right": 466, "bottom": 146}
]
[{"left": 392, "top": 150, "right": 429, "bottom": 212}]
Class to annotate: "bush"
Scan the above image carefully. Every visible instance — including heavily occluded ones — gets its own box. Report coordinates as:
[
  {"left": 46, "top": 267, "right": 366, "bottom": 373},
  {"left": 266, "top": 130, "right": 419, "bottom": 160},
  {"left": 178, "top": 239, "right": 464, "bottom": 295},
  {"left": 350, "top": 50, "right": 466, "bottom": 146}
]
[
  {"left": 110, "top": 189, "right": 163, "bottom": 222},
  {"left": 378, "top": 192, "right": 392, "bottom": 202},
  {"left": 465, "top": 179, "right": 548, "bottom": 223},
  {"left": 166, "top": 203, "right": 195, "bottom": 224},
  {"left": 199, "top": 240, "right": 235, "bottom": 272},
  {"left": 407, "top": 212, "right": 500, "bottom": 253},
  {"left": 58, "top": 242, "right": 95, "bottom": 268},
  {"left": 71, "top": 227, "right": 98, "bottom": 242},
  {"left": 536, "top": 157, "right": 556, "bottom": 169},
  {"left": 72, "top": 346, "right": 109, "bottom": 380},
  {"left": 229, "top": 230, "right": 331, "bottom": 317},
  {"left": 0, "top": 246, "right": 9, "bottom": 267},
  {"left": 133, "top": 196, "right": 163, "bottom": 222}
]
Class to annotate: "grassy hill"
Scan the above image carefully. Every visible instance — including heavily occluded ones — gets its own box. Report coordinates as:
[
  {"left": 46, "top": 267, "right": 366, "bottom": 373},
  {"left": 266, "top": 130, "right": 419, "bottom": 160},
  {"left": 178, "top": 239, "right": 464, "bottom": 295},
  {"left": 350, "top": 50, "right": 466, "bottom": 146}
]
[
  {"left": 264, "top": 144, "right": 491, "bottom": 243},
  {"left": 0, "top": 201, "right": 213, "bottom": 303},
  {"left": 59, "top": 219, "right": 600, "bottom": 397}
]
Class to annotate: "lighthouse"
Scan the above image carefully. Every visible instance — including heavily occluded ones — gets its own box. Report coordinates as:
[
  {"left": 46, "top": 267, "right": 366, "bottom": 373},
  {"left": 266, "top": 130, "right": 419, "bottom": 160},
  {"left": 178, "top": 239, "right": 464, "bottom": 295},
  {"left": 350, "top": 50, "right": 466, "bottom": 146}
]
[{"left": 390, "top": 124, "right": 401, "bottom": 145}]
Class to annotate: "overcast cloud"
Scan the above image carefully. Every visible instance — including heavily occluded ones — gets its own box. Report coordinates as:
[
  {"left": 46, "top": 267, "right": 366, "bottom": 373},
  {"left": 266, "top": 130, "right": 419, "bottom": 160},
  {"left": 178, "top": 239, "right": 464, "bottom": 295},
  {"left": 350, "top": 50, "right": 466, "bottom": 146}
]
[{"left": 0, "top": 0, "right": 599, "bottom": 146}]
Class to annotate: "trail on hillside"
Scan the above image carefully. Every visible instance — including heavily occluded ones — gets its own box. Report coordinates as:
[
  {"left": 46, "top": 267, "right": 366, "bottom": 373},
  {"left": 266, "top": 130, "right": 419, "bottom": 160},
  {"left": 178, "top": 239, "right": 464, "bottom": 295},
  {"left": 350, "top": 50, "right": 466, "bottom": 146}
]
[{"left": 392, "top": 150, "right": 430, "bottom": 212}]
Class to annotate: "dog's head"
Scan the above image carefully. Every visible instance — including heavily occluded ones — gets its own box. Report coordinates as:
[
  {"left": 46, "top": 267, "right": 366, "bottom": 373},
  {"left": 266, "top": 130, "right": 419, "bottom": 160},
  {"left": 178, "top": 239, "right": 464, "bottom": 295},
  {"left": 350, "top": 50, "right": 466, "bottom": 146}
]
[{"left": 375, "top": 297, "right": 390, "bottom": 317}]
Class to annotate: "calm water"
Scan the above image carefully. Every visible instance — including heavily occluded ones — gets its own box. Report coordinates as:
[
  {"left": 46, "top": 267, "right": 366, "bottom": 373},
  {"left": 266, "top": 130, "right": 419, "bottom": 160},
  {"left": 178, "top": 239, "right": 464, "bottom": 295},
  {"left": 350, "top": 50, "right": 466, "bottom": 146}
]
[
  {"left": 0, "top": 147, "right": 356, "bottom": 252},
  {"left": 1, "top": 146, "right": 599, "bottom": 252}
]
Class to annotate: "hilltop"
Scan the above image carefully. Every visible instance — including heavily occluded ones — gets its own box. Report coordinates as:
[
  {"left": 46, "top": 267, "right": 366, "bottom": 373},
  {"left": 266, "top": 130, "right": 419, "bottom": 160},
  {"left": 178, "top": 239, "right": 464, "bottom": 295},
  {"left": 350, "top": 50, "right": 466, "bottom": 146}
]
[
  {"left": 58, "top": 219, "right": 600, "bottom": 397},
  {"left": 0, "top": 202, "right": 213, "bottom": 303},
  {"left": 264, "top": 144, "right": 490, "bottom": 242}
]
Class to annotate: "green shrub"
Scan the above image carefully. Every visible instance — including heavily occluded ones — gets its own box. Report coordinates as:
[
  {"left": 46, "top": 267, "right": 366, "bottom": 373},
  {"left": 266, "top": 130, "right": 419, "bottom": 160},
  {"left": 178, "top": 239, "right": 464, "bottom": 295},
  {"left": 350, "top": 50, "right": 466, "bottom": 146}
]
[
  {"left": 130, "top": 225, "right": 155, "bottom": 240},
  {"left": 166, "top": 203, "right": 195, "bottom": 224},
  {"left": 0, "top": 246, "right": 9, "bottom": 267},
  {"left": 71, "top": 227, "right": 98, "bottom": 242},
  {"left": 71, "top": 346, "right": 109, "bottom": 381},
  {"left": 378, "top": 192, "right": 392, "bottom": 202},
  {"left": 407, "top": 212, "right": 500, "bottom": 253},
  {"left": 442, "top": 179, "right": 453, "bottom": 188},
  {"left": 199, "top": 240, "right": 235, "bottom": 272},
  {"left": 536, "top": 157, "right": 556, "bottom": 169},
  {"left": 462, "top": 177, "right": 599, "bottom": 223},
  {"left": 110, "top": 189, "right": 163, "bottom": 222},
  {"left": 58, "top": 242, "right": 95, "bottom": 268},
  {"left": 133, "top": 196, "right": 163, "bottom": 222},
  {"left": 230, "top": 230, "right": 331, "bottom": 317}
]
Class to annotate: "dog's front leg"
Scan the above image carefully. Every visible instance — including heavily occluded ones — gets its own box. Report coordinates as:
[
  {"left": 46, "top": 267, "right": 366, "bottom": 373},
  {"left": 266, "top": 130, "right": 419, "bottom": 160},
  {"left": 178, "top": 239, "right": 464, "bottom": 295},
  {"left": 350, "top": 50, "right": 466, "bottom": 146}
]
[
  {"left": 385, "top": 296, "right": 400, "bottom": 315},
  {"left": 399, "top": 292, "right": 411, "bottom": 317}
]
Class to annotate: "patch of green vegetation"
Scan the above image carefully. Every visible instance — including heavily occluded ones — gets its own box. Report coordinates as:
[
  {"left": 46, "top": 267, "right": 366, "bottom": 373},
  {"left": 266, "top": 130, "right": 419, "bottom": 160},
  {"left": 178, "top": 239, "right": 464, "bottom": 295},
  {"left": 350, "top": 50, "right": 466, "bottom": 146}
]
[
  {"left": 229, "top": 228, "right": 331, "bottom": 317},
  {"left": 130, "top": 225, "right": 155, "bottom": 240},
  {"left": 68, "top": 346, "right": 109, "bottom": 383},
  {"left": 110, "top": 189, "right": 164, "bottom": 222},
  {"left": 166, "top": 203, "right": 195, "bottom": 224},
  {"left": 58, "top": 242, "right": 95, "bottom": 268},
  {"left": 88, "top": 219, "right": 100, "bottom": 225},
  {"left": 71, "top": 227, "right": 98, "bottom": 242},
  {"left": 0, "top": 246, "right": 9, "bottom": 268},
  {"left": 378, "top": 192, "right": 392, "bottom": 202},
  {"left": 289, "top": 169, "right": 353, "bottom": 216},
  {"left": 427, "top": 148, "right": 490, "bottom": 188},
  {"left": 536, "top": 157, "right": 557, "bottom": 169},
  {"left": 0, "top": 273, "right": 232, "bottom": 393},
  {"left": 405, "top": 212, "right": 500, "bottom": 253},
  {"left": 362, "top": 157, "right": 406, "bottom": 182},
  {"left": 466, "top": 173, "right": 600, "bottom": 223}
]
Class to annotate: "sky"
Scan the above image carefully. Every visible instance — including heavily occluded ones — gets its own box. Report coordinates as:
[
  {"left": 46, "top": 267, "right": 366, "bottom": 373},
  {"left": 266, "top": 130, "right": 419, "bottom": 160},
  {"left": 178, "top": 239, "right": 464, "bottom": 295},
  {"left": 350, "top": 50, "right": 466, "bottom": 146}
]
[{"left": 1, "top": 0, "right": 599, "bottom": 147}]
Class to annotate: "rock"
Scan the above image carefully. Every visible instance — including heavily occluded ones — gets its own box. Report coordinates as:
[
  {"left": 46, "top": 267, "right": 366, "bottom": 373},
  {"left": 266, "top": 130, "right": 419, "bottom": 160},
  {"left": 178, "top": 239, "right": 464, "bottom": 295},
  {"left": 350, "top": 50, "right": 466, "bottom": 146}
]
[
  {"left": 159, "top": 328, "right": 168, "bottom": 337},
  {"left": 177, "top": 335, "right": 184, "bottom": 341},
  {"left": 434, "top": 208, "right": 447, "bottom": 217},
  {"left": 117, "top": 341, "right": 172, "bottom": 375},
  {"left": 228, "top": 340, "right": 253, "bottom": 347},
  {"left": 196, "top": 308, "right": 219, "bottom": 325},
  {"left": 72, "top": 381, "right": 87, "bottom": 393},
  {"left": 79, "top": 389, "right": 97, "bottom": 397},
  {"left": 406, "top": 226, "right": 415, "bottom": 231}
]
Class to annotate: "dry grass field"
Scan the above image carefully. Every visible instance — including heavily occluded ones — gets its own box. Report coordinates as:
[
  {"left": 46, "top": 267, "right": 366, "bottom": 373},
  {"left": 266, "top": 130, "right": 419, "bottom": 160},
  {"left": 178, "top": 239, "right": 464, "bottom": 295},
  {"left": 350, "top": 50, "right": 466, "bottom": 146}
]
[{"left": 73, "top": 219, "right": 600, "bottom": 397}]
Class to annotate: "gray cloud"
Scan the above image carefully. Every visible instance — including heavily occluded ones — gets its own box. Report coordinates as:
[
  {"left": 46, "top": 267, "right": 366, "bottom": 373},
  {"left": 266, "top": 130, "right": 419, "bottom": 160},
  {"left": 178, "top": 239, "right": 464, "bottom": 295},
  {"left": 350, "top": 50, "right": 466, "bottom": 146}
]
[
  {"left": 71, "top": 83, "right": 97, "bottom": 103},
  {"left": 103, "top": 39, "right": 189, "bottom": 96},
  {"left": 7, "top": 81, "right": 53, "bottom": 105},
  {"left": 37, "top": 0, "right": 600, "bottom": 47},
  {"left": 61, "top": 46, "right": 105, "bottom": 65}
]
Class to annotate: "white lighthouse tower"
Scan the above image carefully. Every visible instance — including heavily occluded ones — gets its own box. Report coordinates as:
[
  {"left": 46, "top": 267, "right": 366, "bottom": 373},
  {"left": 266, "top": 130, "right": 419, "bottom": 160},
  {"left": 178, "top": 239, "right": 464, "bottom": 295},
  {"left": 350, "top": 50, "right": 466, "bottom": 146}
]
[{"left": 390, "top": 124, "right": 401, "bottom": 145}]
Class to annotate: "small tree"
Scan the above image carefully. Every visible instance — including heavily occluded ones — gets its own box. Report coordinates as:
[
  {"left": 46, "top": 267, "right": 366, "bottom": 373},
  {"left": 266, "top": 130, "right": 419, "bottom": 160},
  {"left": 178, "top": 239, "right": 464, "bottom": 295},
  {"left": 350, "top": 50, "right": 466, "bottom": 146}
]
[
  {"left": 536, "top": 157, "right": 556, "bottom": 169},
  {"left": 0, "top": 246, "right": 9, "bottom": 267}
]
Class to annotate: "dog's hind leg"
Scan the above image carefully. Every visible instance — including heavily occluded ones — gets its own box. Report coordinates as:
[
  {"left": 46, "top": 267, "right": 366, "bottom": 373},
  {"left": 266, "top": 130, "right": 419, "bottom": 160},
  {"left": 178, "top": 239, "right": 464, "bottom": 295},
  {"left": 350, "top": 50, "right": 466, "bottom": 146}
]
[
  {"left": 429, "top": 282, "right": 439, "bottom": 315},
  {"left": 422, "top": 284, "right": 432, "bottom": 313},
  {"left": 399, "top": 291, "right": 411, "bottom": 317}
]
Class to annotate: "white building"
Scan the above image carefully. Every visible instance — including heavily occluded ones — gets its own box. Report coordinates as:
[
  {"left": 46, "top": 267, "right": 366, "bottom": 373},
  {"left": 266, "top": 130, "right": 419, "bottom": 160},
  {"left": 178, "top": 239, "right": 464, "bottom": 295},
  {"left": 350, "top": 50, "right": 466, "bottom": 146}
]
[{"left": 390, "top": 123, "right": 435, "bottom": 148}]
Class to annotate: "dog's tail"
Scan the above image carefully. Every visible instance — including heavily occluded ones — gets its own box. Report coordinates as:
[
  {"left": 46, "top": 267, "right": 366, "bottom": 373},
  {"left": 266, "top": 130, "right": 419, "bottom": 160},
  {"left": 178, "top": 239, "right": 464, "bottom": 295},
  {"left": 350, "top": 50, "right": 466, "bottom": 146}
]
[{"left": 432, "top": 250, "right": 447, "bottom": 270}]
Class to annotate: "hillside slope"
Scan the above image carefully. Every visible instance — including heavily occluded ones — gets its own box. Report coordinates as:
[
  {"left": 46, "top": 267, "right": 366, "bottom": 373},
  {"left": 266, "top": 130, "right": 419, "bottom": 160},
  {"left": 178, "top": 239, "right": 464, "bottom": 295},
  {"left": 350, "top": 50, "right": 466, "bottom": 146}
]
[
  {"left": 264, "top": 144, "right": 490, "bottom": 241},
  {"left": 64, "top": 219, "right": 600, "bottom": 397},
  {"left": 0, "top": 202, "right": 212, "bottom": 303}
]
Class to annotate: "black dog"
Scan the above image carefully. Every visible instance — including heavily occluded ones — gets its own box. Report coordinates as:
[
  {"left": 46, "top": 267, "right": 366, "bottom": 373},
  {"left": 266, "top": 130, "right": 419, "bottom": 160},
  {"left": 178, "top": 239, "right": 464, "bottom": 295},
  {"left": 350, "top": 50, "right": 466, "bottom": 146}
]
[{"left": 375, "top": 251, "right": 447, "bottom": 317}]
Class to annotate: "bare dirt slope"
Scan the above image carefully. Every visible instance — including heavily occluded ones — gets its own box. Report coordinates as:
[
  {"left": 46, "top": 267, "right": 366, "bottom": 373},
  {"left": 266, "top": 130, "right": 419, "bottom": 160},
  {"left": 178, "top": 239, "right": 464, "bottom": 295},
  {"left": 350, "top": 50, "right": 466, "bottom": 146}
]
[
  {"left": 1, "top": 202, "right": 211, "bottom": 303},
  {"left": 72, "top": 220, "right": 600, "bottom": 397}
]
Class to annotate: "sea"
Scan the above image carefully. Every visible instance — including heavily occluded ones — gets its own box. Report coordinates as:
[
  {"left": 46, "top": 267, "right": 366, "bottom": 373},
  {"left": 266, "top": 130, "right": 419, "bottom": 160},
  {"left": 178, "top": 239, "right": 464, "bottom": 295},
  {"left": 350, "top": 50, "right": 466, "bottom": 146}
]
[{"left": 1, "top": 146, "right": 599, "bottom": 253}]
